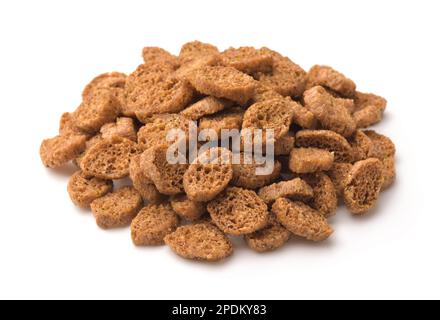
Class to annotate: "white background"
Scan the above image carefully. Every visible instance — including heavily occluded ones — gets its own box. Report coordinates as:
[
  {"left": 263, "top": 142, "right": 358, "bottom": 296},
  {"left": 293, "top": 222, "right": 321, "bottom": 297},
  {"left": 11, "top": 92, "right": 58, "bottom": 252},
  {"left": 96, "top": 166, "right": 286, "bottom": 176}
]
[{"left": 0, "top": 0, "right": 439, "bottom": 300}]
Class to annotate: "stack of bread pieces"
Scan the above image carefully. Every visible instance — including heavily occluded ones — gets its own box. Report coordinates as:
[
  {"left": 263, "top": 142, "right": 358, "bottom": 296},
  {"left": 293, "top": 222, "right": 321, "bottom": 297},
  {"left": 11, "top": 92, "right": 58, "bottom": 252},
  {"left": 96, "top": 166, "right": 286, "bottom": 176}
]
[{"left": 40, "top": 41, "right": 396, "bottom": 262}]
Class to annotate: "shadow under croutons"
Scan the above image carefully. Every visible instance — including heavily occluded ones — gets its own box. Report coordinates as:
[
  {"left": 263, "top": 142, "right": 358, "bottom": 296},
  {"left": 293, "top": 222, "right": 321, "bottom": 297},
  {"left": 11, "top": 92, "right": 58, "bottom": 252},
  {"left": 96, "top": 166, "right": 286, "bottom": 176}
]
[{"left": 46, "top": 162, "right": 79, "bottom": 177}]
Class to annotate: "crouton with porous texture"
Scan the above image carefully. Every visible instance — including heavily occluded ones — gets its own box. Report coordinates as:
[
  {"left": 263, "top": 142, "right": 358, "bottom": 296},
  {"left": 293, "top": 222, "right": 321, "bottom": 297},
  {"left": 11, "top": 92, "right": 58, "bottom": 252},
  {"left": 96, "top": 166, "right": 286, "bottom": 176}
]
[
  {"left": 245, "top": 214, "right": 291, "bottom": 253},
  {"left": 208, "top": 187, "right": 269, "bottom": 236},
  {"left": 289, "top": 148, "right": 334, "bottom": 174},
  {"left": 131, "top": 203, "right": 180, "bottom": 246},
  {"left": 187, "top": 66, "right": 257, "bottom": 105},
  {"left": 67, "top": 171, "right": 113, "bottom": 208},
  {"left": 272, "top": 198, "right": 333, "bottom": 241},
  {"left": 307, "top": 65, "right": 356, "bottom": 97},
  {"left": 80, "top": 136, "right": 141, "bottom": 180},
  {"left": 165, "top": 222, "right": 233, "bottom": 262},
  {"left": 91, "top": 186, "right": 143, "bottom": 229},
  {"left": 258, "top": 179, "right": 314, "bottom": 204},
  {"left": 40, "top": 134, "right": 87, "bottom": 168},
  {"left": 140, "top": 145, "right": 188, "bottom": 196},
  {"left": 343, "top": 158, "right": 384, "bottom": 214}
]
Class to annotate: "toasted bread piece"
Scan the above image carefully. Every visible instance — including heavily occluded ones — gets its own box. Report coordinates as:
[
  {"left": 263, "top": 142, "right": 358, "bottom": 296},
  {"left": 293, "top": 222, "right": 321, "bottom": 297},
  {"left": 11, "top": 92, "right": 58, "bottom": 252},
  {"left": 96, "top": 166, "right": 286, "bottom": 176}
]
[
  {"left": 258, "top": 178, "right": 314, "bottom": 204},
  {"left": 187, "top": 66, "right": 257, "bottom": 105},
  {"left": 222, "top": 46, "right": 273, "bottom": 74},
  {"left": 307, "top": 65, "right": 356, "bottom": 97},
  {"left": 73, "top": 88, "right": 120, "bottom": 133},
  {"left": 137, "top": 114, "right": 189, "bottom": 151},
  {"left": 81, "top": 72, "right": 128, "bottom": 116},
  {"left": 296, "top": 130, "right": 353, "bottom": 163},
  {"left": 140, "top": 145, "right": 188, "bottom": 195},
  {"left": 245, "top": 214, "right": 290, "bottom": 253},
  {"left": 181, "top": 96, "right": 231, "bottom": 121},
  {"left": 183, "top": 148, "right": 233, "bottom": 202},
  {"left": 129, "top": 155, "right": 166, "bottom": 204},
  {"left": 300, "top": 173, "right": 338, "bottom": 218},
  {"left": 208, "top": 187, "right": 269, "bottom": 236},
  {"left": 142, "top": 47, "right": 179, "bottom": 69},
  {"left": 231, "top": 153, "right": 281, "bottom": 189},
  {"left": 242, "top": 98, "right": 295, "bottom": 140},
  {"left": 327, "top": 163, "right": 353, "bottom": 196},
  {"left": 100, "top": 117, "right": 137, "bottom": 142},
  {"left": 272, "top": 198, "right": 333, "bottom": 241},
  {"left": 80, "top": 136, "right": 141, "bottom": 179},
  {"left": 131, "top": 203, "right": 180, "bottom": 246},
  {"left": 255, "top": 48, "right": 307, "bottom": 97},
  {"left": 303, "top": 86, "right": 356, "bottom": 137},
  {"left": 349, "top": 130, "right": 373, "bottom": 162},
  {"left": 343, "top": 158, "right": 384, "bottom": 214},
  {"left": 40, "top": 134, "right": 87, "bottom": 168},
  {"left": 363, "top": 130, "right": 396, "bottom": 160},
  {"left": 67, "top": 171, "right": 113, "bottom": 208},
  {"left": 289, "top": 148, "right": 334, "bottom": 173},
  {"left": 165, "top": 222, "right": 233, "bottom": 261},
  {"left": 91, "top": 186, "right": 143, "bottom": 229}
]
